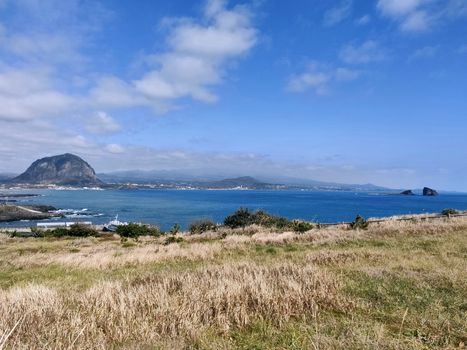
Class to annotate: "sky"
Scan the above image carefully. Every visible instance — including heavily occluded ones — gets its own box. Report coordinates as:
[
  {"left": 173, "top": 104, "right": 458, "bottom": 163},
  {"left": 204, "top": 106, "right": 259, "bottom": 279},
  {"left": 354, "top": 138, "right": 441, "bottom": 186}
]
[{"left": 0, "top": 0, "right": 466, "bottom": 190}]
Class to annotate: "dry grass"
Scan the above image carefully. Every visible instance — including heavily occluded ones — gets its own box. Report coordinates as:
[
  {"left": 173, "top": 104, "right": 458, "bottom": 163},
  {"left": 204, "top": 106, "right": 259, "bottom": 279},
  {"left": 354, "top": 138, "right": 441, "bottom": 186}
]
[
  {"left": 0, "top": 215, "right": 466, "bottom": 349},
  {"left": 0, "top": 262, "right": 350, "bottom": 349},
  {"left": 9, "top": 240, "right": 224, "bottom": 269}
]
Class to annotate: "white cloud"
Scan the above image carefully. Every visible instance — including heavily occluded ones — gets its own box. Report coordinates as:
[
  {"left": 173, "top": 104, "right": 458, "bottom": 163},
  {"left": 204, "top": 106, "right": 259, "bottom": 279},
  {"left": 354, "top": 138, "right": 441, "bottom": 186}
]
[
  {"left": 134, "top": 54, "right": 221, "bottom": 103},
  {"left": 134, "top": 0, "right": 256, "bottom": 104},
  {"left": 400, "top": 10, "right": 431, "bottom": 31},
  {"left": 0, "top": 67, "right": 75, "bottom": 121},
  {"left": 377, "top": 0, "right": 467, "bottom": 32},
  {"left": 0, "top": 0, "right": 112, "bottom": 122},
  {"left": 288, "top": 62, "right": 360, "bottom": 95},
  {"left": 288, "top": 71, "right": 330, "bottom": 95},
  {"left": 0, "top": 0, "right": 110, "bottom": 65},
  {"left": 105, "top": 143, "right": 125, "bottom": 154},
  {"left": 85, "top": 111, "right": 121, "bottom": 134},
  {"left": 323, "top": 0, "right": 352, "bottom": 27},
  {"left": 339, "top": 40, "right": 387, "bottom": 64},
  {"left": 355, "top": 15, "right": 371, "bottom": 26},
  {"left": 408, "top": 45, "right": 438, "bottom": 61},
  {"left": 377, "top": 0, "right": 427, "bottom": 17},
  {"left": 334, "top": 67, "right": 360, "bottom": 81},
  {"left": 91, "top": 77, "right": 144, "bottom": 108},
  {"left": 91, "top": 0, "right": 257, "bottom": 112}
]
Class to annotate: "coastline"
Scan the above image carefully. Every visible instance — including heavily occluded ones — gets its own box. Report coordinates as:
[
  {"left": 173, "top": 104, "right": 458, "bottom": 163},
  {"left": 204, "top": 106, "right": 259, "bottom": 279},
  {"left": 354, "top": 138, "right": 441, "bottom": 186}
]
[{"left": 2, "top": 210, "right": 466, "bottom": 234}]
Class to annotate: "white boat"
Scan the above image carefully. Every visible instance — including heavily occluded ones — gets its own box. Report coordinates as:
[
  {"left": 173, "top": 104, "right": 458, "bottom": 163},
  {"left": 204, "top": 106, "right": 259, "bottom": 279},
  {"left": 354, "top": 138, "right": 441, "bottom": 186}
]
[{"left": 103, "top": 215, "right": 128, "bottom": 232}]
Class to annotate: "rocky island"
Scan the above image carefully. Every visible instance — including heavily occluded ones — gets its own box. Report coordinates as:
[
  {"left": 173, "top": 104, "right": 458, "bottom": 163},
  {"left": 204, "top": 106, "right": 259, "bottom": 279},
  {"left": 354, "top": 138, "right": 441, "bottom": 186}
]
[
  {"left": 423, "top": 187, "right": 439, "bottom": 196},
  {"left": 400, "top": 190, "right": 415, "bottom": 195}
]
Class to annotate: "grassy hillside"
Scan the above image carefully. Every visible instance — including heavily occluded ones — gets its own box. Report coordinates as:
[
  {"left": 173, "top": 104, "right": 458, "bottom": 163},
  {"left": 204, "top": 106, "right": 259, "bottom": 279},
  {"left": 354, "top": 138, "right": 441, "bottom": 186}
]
[{"left": 0, "top": 216, "right": 466, "bottom": 349}]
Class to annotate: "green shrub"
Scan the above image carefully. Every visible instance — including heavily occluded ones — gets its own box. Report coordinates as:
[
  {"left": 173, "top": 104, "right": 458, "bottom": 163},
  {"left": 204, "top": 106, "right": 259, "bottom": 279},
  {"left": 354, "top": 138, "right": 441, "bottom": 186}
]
[
  {"left": 40, "top": 224, "right": 97, "bottom": 238},
  {"left": 224, "top": 208, "right": 252, "bottom": 229},
  {"left": 291, "top": 220, "right": 314, "bottom": 233},
  {"left": 29, "top": 227, "right": 45, "bottom": 238},
  {"left": 224, "top": 208, "right": 293, "bottom": 230},
  {"left": 252, "top": 210, "right": 291, "bottom": 229},
  {"left": 68, "top": 224, "right": 98, "bottom": 237},
  {"left": 169, "top": 223, "right": 181, "bottom": 235},
  {"left": 163, "top": 236, "right": 184, "bottom": 245},
  {"left": 8, "top": 230, "right": 18, "bottom": 238},
  {"left": 189, "top": 219, "right": 217, "bottom": 234},
  {"left": 441, "top": 208, "right": 459, "bottom": 216},
  {"left": 350, "top": 215, "right": 369, "bottom": 230},
  {"left": 45, "top": 227, "right": 69, "bottom": 238},
  {"left": 116, "top": 223, "right": 160, "bottom": 238}
]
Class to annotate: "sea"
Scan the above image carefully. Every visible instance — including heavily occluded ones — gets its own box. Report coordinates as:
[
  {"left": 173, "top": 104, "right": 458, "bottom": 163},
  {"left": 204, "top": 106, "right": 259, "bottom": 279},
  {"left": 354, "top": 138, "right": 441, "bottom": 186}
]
[{"left": 1, "top": 189, "right": 467, "bottom": 230}]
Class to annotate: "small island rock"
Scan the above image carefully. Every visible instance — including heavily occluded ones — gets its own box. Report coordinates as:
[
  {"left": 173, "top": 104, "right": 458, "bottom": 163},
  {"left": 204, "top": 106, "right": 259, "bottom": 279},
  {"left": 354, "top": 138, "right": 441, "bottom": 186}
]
[
  {"left": 400, "top": 190, "right": 415, "bottom": 195},
  {"left": 423, "top": 187, "right": 439, "bottom": 196}
]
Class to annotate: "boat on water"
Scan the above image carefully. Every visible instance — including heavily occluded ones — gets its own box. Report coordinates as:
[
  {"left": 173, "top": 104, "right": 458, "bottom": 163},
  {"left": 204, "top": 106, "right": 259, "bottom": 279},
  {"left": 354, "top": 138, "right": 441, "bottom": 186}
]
[{"left": 103, "top": 215, "right": 128, "bottom": 232}]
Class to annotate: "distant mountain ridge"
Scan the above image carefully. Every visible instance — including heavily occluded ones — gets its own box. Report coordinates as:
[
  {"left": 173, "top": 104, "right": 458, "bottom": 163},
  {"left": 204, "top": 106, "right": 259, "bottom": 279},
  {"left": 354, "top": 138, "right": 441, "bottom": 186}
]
[
  {"left": 200, "top": 176, "right": 282, "bottom": 189},
  {"left": 8, "top": 153, "right": 103, "bottom": 186},
  {"left": 99, "top": 170, "right": 391, "bottom": 191}
]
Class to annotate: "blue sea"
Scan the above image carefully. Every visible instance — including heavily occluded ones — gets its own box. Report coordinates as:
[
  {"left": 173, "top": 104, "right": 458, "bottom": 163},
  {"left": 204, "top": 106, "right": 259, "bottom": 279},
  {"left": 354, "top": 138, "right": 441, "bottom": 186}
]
[{"left": 1, "top": 189, "right": 467, "bottom": 230}]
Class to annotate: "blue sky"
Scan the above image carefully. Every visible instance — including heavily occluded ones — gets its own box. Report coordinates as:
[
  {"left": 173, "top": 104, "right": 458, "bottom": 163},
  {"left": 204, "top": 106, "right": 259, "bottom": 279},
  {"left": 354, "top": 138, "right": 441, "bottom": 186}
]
[{"left": 0, "top": 0, "right": 466, "bottom": 190}]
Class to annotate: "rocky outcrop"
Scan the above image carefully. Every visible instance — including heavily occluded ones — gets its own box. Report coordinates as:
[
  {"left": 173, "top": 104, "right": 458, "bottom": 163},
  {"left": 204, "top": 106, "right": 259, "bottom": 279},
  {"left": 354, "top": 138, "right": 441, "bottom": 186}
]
[
  {"left": 423, "top": 187, "right": 439, "bottom": 196},
  {"left": 400, "top": 190, "right": 415, "bottom": 195},
  {"left": 10, "top": 153, "right": 103, "bottom": 186},
  {"left": 0, "top": 204, "right": 60, "bottom": 222}
]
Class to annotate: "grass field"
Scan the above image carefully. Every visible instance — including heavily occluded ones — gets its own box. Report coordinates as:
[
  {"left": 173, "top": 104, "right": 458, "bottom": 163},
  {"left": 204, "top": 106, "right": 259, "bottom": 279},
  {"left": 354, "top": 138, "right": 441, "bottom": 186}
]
[{"left": 0, "top": 216, "right": 466, "bottom": 349}]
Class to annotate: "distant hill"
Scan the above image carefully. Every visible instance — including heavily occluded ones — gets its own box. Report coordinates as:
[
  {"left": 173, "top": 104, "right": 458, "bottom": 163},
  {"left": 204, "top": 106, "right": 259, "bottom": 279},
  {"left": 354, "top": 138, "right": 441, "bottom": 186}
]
[
  {"left": 200, "top": 176, "right": 282, "bottom": 189},
  {"left": 8, "top": 153, "right": 103, "bottom": 186}
]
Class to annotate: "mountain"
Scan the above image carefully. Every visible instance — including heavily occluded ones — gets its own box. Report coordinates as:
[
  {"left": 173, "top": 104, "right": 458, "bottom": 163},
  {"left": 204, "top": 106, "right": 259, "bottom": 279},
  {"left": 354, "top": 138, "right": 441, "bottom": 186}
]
[
  {"left": 201, "top": 176, "right": 282, "bottom": 189},
  {"left": 9, "top": 153, "right": 103, "bottom": 186}
]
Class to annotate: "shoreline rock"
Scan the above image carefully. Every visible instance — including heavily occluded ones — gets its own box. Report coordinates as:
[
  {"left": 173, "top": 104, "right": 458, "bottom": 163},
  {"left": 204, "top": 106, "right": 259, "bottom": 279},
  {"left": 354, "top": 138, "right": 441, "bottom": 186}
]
[{"left": 0, "top": 204, "right": 60, "bottom": 222}]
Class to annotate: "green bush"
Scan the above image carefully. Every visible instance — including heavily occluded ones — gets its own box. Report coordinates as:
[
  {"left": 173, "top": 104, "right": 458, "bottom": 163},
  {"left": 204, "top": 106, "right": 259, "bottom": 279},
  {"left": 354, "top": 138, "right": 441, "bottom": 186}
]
[
  {"left": 291, "top": 220, "right": 314, "bottom": 233},
  {"left": 189, "top": 219, "right": 217, "bottom": 234},
  {"left": 45, "top": 227, "right": 69, "bottom": 237},
  {"left": 169, "top": 223, "right": 181, "bottom": 235},
  {"left": 29, "top": 227, "right": 45, "bottom": 237},
  {"left": 350, "top": 215, "right": 369, "bottom": 230},
  {"left": 224, "top": 208, "right": 252, "bottom": 229},
  {"left": 252, "top": 210, "right": 291, "bottom": 229},
  {"left": 163, "top": 236, "right": 184, "bottom": 245},
  {"left": 68, "top": 224, "right": 98, "bottom": 237},
  {"left": 40, "top": 224, "right": 98, "bottom": 238},
  {"left": 441, "top": 208, "right": 459, "bottom": 216},
  {"left": 224, "top": 208, "right": 293, "bottom": 229},
  {"left": 116, "top": 223, "right": 160, "bottom": 238},
  {"left": 8, "top": 230, "right": 20, "bottom": 238}
]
